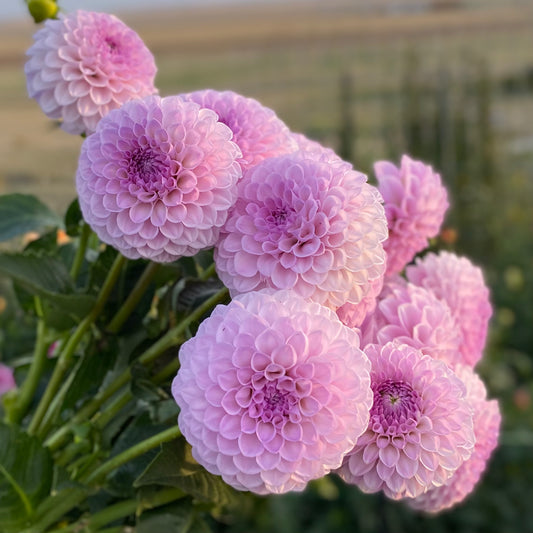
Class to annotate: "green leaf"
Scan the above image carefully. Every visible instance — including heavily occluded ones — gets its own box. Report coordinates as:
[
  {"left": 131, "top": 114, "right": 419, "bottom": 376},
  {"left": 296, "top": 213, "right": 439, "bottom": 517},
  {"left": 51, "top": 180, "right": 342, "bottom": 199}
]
[
  {"left": 64, "top": 198, "right": 83, "bottom": 237},
  {"left": 137, "top": 499, "right": 196, "bottom": 533},
  {"left": 0, "top": 253, "right": 96, "bottom": 327},
  {"left": 134, "top": 438, "right": 241, "bottom": 508},
  {"left": 0, "top": 194, "right": 62, "bottom": 243},
  {"left": 107, "top": 412, "right": 168, "bottom": 498},
  {"left": 0, "top": 422, "right": 53, "bottom": 532}
]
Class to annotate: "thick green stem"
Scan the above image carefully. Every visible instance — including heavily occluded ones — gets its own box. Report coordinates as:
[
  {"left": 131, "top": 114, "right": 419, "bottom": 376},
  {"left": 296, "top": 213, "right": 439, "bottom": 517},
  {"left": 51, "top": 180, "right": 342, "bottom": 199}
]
[
  {"left": 69, "top": 222, "right": 92, "bottom": 280},
  {"left": 82, "top": 425, "right": 181, "bottom": 485},
  {"left": 28, "top": 254, "right": 127, "bottom": 437},
  {"left": 107, "top": 261, "right": 160, "bottom": 334},
  {"left": 45, "top": 286, "right": 228, "bottom": 451},
  {"left": 46, "top": 487, "right": 185, "bottom": 533},
  {"left": 6, "top": 297, "right": 48, "bottom": 424}
]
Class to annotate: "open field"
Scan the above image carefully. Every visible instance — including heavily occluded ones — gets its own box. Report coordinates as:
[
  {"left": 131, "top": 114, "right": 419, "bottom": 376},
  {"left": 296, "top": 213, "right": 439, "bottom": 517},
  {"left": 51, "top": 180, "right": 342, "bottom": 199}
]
[{"left": 1, "top": 0, "right": 532, "bottom": 212}]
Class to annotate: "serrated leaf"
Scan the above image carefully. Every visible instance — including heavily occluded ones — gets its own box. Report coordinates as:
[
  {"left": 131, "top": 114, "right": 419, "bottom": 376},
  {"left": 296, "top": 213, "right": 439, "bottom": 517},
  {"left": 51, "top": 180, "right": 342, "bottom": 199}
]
[
  {"left": 134, "top": 438, "right": 241, "bottom": 508},
  {"left": 0, "top": 194, "right": 62, "bottom": 243},
  {"left": 0, "top": 422, "right": 53, "bottom": 532}
]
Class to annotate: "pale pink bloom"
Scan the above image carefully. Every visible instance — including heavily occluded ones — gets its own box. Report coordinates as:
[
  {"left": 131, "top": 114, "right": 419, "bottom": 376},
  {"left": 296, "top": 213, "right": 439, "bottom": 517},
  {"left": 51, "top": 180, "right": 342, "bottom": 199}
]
[
  {"left": 180, "top": 90, "right": 297, "bottom": 173},
  {"left": 337, "top": 341, "right": 475, "bottom": 500},
  {"left": 25, "top": 10, "right": 157, "bottom": 135},
  {"left": 406, "top": 251, "right": 492, "bottom": 367},
  {"left": 359, "top": 280, "right": 463, "bottom": 369},
  {"left": 336, "top": 276, "right": 384, "bottom": 329},
  {"left": 76, "top": 95, "right": 242, "bottom": 262},
  {"left": 172, "top": 290, "right": 373, "bottom": 494},
  {"left": 291, "top": 133, "right": 353, "bottom": 173},
  {"left": 0, "top": 363, "right": 16, "bottom": 396},
  {"left": 215, "top": 154, "right": 388, "bottom": 309},
  {"left": 408, "top": 365, "right": 501, "bottom": 512},
  {"left": 375, "top": 155, "right": 449, "bottom": 276}
]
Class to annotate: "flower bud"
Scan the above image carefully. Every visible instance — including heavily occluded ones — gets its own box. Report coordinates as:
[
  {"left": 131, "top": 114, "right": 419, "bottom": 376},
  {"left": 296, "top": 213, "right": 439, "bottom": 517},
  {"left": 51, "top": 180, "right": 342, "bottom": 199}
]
[{"left": 28, "top": 0, "right": 58, "bottom": 23}]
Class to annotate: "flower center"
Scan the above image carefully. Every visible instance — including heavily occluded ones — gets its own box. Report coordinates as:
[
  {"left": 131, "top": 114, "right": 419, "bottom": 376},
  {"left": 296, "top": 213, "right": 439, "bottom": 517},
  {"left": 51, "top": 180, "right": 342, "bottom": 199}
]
[
  {"left": 370, "top": 379, "right": 421, "bottom": 433},
  {"left": 125, "top": 147, "right": 171, "bottom": 192},
  {"left": 251, "top": 382, "right": 298, "bottom": 427}
]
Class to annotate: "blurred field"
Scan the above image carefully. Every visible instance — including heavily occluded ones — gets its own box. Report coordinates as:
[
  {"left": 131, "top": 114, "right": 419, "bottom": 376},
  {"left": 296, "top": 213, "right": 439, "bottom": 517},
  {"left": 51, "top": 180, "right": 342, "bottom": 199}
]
[{"left": 1, "top": 0, "right": 532, "bottom": 211}]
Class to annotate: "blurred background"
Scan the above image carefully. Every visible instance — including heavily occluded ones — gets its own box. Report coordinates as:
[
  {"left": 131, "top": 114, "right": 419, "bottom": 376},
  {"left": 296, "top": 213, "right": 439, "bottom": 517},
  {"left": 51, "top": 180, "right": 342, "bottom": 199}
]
[{"left": 1, "top": 0, "right": 532, "bottom": 531}]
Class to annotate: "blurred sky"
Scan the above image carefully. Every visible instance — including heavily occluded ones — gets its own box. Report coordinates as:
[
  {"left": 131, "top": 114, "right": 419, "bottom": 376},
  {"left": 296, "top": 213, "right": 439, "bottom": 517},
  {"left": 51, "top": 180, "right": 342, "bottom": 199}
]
[{"left": 0, "top": 0, "right": 290, "bottom": 21}]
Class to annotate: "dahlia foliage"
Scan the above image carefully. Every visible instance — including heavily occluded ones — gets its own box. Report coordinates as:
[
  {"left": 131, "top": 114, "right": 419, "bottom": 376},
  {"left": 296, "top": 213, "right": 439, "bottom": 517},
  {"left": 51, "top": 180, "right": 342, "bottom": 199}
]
[{"left": 0, "top": 7, "right": 500, "bottom": 533}]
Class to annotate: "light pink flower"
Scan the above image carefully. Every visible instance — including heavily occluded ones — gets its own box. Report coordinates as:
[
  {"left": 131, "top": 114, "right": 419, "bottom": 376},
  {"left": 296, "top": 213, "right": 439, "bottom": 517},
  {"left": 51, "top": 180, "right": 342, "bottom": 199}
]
[
  {"left": 180, "top": 90, "right": 297, "bottom": 173},
  {"left": 172, "top": 290, "right": 373, "bottom": 494},
  {"left": 76, "top": 95, "right": 242, "bottom": 262},
  {"left": 0, "top": 363, "right": 16, "bottom": 396},
  {"left": 336, "top": 341, "right": 475, "bottom": 500},
  {"left": 25, "top": 10, "right": 157, "bottom": 135},
  {"left": 291, "top": 133, "right": 353, "bottom": 173},
  {"left": 336, "top": 276, "right": 384, "bottom": 329},
  {"left": 375, "top": 155, "right": 449, "bottom": 276},
  {"left": 408, "top": 365, "right": 501, "bottom": 512},
  {"left": 406, "top": 251, "right": 492, "bottom": 367},
  {"left": 359, "top": 280, "right": 463, "bottom": 369},
  {"left": 215, "top": 154, "right": 387, "bottom": 309}
]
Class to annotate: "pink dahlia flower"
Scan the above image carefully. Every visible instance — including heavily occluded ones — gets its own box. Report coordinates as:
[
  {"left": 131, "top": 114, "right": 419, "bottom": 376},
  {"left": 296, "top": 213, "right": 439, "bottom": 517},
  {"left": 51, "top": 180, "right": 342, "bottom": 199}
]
[
  {"left": 291, "top": 133, "right": 353, "bottom": 173},
  {"left": 406, "top": 251, "right": 492, "bottom": 367},
  {"left": 172, "top": 290, "right": 373, "bottom": 494},
  {"left": 336, "top": 275, "right": 384, "bottom": 329},
  {"left": 0, "top": 363, "right": 16, "bottom": 396},
  {"left": 408, "top": 365, "right": 501, "bottom": 512},
  {"left": 375, "top": 155, "right": 449, "bottom": 276},
  {"left": 358, "top": 280, "right": 463, "bottom": 369},
  {"left": 337, "top": 341, "right": 475, "bottom": 500},
  {"left": 76, "top": 95, "right": 242, "bottom": 262},
  {"left": 215, "top": 154, "right": 387, "bottom": 309},
  {"left": 25, "top": 10, "right": 157, "bottom": 135},
  {"left": 180, "top": 90, "right": 297, "bottom": 173}
]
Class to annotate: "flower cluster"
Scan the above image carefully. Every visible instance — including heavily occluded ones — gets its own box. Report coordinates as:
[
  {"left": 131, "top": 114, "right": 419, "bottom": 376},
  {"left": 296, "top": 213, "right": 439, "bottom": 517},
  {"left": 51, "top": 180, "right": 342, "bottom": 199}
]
[{"left": 24, "top": 9, "right": 501, "bottom": 512}]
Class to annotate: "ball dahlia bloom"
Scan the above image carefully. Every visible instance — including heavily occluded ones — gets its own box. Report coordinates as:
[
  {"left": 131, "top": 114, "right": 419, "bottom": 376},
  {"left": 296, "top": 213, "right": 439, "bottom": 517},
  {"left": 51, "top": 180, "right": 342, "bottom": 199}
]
[
  {"left": 172, "top": 290, "right": 373, "bottom": 494},
  {"left": 375, "top": 155, "right": 449, "bottom": 276},
  {"left": 25, "top": 10, "right": 157, "bottom": 135},
  {"left": 180, "top": 90, "right": 297, "bottom": 173},
  {"left": 358, "top": 280, "right": 463, "bottom": 369},
  {"left": 408, "top": 365, "right": 501, "bottom": 512},
  {"left": 215, "top": 154, "right": 388, "bottom": 309},
  {"left": 336, "top": 341, "right": 475, "bottom": 500},
  {"left": 76, "top": 95, "right": 242, "bottom": 262},
  {"left": 0, "top": 363, "right": 16, "bottom": 396},
  {"left": 406, "top": 251, "right": 492, "bottom": 367}
]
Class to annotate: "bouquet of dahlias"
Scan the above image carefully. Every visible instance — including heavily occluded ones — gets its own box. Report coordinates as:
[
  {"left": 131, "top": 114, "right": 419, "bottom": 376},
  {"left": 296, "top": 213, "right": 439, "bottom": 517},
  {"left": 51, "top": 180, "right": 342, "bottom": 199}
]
[{"left": 0, "top": 5, "right": 500, "bottom": 532}]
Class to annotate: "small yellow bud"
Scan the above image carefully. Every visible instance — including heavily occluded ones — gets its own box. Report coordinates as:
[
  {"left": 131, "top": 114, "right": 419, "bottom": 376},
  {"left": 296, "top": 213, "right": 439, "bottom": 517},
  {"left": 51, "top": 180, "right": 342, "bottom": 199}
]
[{"left": 28, "top": 0, "right": 59, "bottom": 24}]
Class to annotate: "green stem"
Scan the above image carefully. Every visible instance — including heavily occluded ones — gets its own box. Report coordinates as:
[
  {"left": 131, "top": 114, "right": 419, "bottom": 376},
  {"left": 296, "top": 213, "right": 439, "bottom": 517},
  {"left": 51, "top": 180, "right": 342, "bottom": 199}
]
[
  {"left": 198, "top": 261, "right": 216, "bottom": 280},
  {"left": 28, "top": 254, "right": 127, "bottom": 437},
  {"left": 82, "top": 425, "right": 181, "bottom": 485},
  {"left": 69, "top": 222, "right": 92, "bottom": 280},
  {"left": 45, "top": 286, "right": 228, "bottom": 451},
  {"left": 22, "top": 487, "right": 90, "bottom": 533},
  {"left": 107, "top": 261, "right": 160, "bottom": 334},
  {"left": 46, "top": 487, "right": 185, "bottom": 533},
  {"left": 6, "top": 297, "right": 48, "bottom": 424}
]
